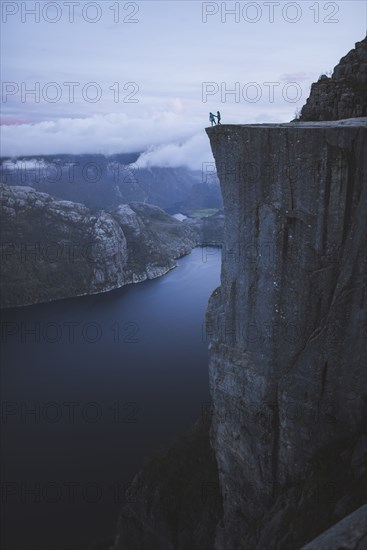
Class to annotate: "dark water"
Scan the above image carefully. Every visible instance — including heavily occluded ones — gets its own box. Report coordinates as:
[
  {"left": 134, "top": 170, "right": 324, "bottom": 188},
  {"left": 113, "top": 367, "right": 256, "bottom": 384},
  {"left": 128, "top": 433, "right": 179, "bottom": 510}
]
[{"left": 0, "top": 247, "right": 221, "bottom": 550}]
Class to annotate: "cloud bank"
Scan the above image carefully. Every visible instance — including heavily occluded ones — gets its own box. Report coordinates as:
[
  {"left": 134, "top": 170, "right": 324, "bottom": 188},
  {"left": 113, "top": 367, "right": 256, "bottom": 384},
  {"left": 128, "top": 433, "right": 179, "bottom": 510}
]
[
  {"left": 1, "top": 111, "right": 212, "bottom": 169},
  {"left": 134, "top": 133, "right": 213, "bottom": 171}
]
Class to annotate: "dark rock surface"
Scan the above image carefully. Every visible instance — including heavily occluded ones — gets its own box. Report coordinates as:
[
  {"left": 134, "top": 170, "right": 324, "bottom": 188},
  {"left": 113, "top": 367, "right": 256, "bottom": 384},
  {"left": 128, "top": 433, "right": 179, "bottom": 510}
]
[
  {"left": 111, "top": 202, "right": 199, "bottom": 284},
  {"left": 0, "top": 184, "right": 127, "bottom": 308},
  {"left": 112, "top": 419, "right": 222, "bottom": 550},
  {"left": 206, "top": 119, "right": 367, "bottom": 549},
  {"left": 300, "top": 37, "right": 367, "bottom": 121},
  {"left": 0, "top": 184, "right": 223, "bottom": 308},
  {"left": 199, "top": 210, "right": 225, "bottom": 247},
  {"left": 300, "top": 504, "right": 367, "bottom": 550}
]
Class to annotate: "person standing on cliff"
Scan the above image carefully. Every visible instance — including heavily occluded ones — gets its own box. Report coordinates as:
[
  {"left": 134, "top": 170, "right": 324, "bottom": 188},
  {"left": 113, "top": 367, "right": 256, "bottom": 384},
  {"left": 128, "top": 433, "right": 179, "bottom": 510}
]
[
  {"left": 209, "top": 112, "right": 216, "bottom": 126},
  {"left": 216, "top": 110, "right": 221, "bottom": 124}
]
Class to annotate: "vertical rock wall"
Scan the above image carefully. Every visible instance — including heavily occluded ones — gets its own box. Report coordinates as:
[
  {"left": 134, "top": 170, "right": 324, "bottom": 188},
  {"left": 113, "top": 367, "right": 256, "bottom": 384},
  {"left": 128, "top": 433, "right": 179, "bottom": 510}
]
[{"left": 206, "top": 120, "right": 367, "bottom": 549}]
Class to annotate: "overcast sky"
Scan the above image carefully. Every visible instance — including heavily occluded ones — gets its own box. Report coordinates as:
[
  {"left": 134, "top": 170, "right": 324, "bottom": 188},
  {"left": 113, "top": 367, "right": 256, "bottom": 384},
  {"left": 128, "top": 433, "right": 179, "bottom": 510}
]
[{"left": 1, "top": 0, "right": 366, "bottom": 166}]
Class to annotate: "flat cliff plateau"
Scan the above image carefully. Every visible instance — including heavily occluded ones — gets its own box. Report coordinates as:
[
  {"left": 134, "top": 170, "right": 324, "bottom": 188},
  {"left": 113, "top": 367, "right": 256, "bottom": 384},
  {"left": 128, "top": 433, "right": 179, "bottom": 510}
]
[{"left": 205, "top": 117, "right": 367, "bottom": 548}]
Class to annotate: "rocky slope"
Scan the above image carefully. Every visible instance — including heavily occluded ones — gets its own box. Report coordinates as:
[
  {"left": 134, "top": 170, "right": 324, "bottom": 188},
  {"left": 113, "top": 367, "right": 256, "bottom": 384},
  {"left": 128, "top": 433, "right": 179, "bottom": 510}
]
[
  {"left": 111, "top": 202, "right": 199, "bottom": 284},
  {"left": 113, "top": 420, "right": 222, "bottom": 550},
  {"left": 300, "top": 36, "right": 367, "bottom": 121},
  {"left": 0, "top": 184, "right": 223, "bottom": 308},
  {"left": 0, "top": 184, "right": 128, "bottom": 308},
  {"left": 206, "top": 118, "right": 367, "bottom": 548}
]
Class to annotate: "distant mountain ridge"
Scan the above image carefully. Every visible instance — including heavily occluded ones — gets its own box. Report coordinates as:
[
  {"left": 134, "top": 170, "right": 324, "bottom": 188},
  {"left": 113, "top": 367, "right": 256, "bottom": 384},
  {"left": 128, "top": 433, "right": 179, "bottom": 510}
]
[{"left": 0, "top": 153, "right": 222, "bottom": 214}]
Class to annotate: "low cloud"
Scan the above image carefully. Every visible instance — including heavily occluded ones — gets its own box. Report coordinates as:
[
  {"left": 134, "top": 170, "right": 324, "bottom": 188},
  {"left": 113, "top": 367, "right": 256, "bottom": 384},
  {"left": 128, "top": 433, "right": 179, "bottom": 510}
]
[
  {"left": 1, "top": 111, "right": 212, "bottom": 170},
  {"left": 134, "top": 133, "right": 213, "bottom": 171}
]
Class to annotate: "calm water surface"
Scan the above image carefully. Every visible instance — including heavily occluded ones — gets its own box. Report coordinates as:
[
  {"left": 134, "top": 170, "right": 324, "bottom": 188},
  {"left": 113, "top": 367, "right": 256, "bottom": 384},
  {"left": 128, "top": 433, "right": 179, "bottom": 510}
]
[{"left": 0, "top": 246, "right": 221, "bottom": 550}]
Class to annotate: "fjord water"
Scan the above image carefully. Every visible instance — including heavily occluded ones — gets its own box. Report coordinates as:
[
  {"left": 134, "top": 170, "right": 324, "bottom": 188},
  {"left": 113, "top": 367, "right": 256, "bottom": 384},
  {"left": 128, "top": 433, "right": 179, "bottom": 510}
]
[{"left": 0, "top": 246, "right": 221, "bottom": 550}]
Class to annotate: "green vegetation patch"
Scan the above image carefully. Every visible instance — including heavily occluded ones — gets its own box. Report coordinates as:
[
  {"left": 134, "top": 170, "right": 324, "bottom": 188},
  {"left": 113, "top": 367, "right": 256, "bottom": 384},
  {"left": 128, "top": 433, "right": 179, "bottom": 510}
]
[{"left": 189, "top": 208, "right": 220, "bottom": 218}]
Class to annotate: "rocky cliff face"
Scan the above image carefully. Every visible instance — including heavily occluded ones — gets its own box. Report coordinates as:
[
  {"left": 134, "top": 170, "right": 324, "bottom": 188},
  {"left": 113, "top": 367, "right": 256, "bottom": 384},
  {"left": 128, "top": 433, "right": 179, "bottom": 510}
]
[
  {"left": 300, "top": 37, "right": 367, "bottom": 121},
  {"left": 206, "top": 119, "right": 367, "bottom": 548},
  {"left": 111, "top": 202, "right": 199, "bottom": 284},
  {"left": 113, "top": 420, "right": 222, "bottom": 550},
  {"left": 0, "top": 184, "right": 127, "bottom": 308},
  {"left": 0, "top": 184, "right": 222, "bottom": 308}
]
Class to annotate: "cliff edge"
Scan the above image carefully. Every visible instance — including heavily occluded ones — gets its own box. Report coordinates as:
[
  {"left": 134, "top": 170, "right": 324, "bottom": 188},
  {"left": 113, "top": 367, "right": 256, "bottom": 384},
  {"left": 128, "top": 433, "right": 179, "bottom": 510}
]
[{"left": 205, "top": 118, "right": 367, "bottom": 548}]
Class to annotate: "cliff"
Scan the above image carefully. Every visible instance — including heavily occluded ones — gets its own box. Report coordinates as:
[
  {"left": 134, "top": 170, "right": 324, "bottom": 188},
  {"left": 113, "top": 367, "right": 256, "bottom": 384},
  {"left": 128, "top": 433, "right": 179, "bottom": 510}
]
[
  {"left": 0, "top": 184, "right": 127, "bottom": 308},
  {"left": 111, "top": 202, "right": 199, "bottom": 283},
  {"left": 113, "top": 420, "right": 222, "bottom": 550},
  {"left": 0, "top": 184, "right": 222, "bottom": 308},
  {"left": 300, "top": 37, "right": 367, "bottom": 121},
  {"left": 206, "top": 118, "right": 367, "bottom": 548}
]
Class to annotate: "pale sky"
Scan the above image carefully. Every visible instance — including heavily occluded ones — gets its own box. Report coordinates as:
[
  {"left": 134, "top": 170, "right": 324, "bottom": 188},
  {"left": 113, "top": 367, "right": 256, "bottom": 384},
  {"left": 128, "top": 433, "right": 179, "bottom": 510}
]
[{"left": 1, "top": 0, "right": 366, "bottom": 165}]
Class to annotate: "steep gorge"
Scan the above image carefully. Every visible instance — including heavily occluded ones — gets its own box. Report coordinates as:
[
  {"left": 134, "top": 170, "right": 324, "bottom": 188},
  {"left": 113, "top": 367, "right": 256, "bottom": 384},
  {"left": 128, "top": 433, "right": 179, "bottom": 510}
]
[{"left": 111, "top": 39, "right": 367, "bottom": 549}]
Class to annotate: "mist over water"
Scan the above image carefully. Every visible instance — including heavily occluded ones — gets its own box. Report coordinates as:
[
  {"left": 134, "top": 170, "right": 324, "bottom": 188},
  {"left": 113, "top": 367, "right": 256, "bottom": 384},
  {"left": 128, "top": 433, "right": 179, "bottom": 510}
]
[{"left": 1, "top": 247, "right": 221, "bottom": 550}]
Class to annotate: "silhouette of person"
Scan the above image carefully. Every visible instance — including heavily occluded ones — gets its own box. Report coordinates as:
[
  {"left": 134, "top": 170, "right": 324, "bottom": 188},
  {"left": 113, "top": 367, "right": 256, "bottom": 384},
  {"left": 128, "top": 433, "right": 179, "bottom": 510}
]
[
  {"left": 209, "top": 112, "right": 216, "bottom": 126},
  {"left": 217, "top": 111, "right": 221, "bottom": 124}
]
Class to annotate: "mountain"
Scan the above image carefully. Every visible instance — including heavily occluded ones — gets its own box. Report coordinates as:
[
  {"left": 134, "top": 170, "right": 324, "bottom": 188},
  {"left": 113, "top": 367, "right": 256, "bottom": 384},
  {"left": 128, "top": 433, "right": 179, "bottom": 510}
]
[
  {"left": 300, "top": 36, "right": 367, "bottom": 121},
  {"left": 206, "top": 117, "right": 366, "bottom": 549},
  {"left": 0, "top": 184, "right": 223, "bottom": 308},
  {"left": 0, "top": 153, "right": 222, "bottom": 214}
]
